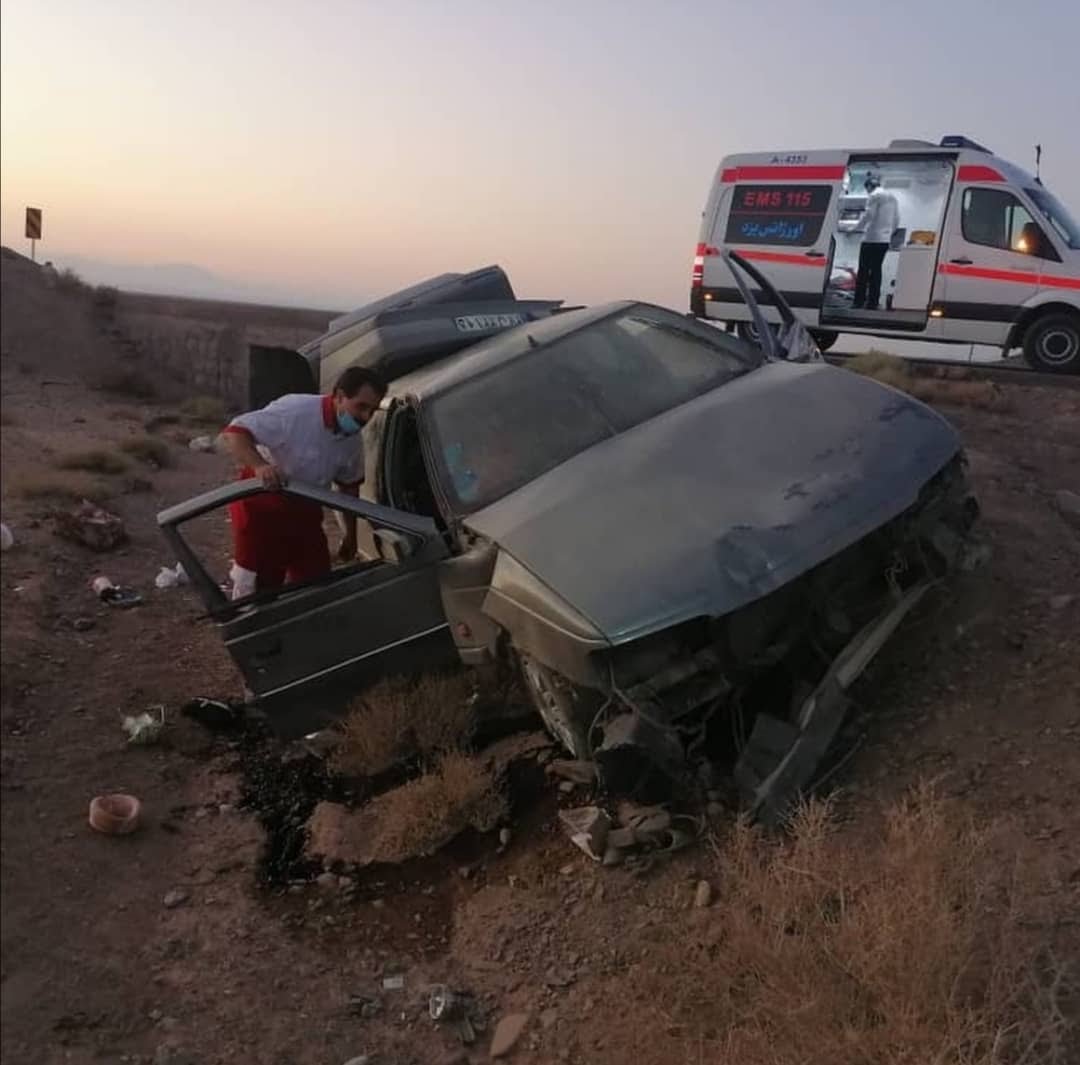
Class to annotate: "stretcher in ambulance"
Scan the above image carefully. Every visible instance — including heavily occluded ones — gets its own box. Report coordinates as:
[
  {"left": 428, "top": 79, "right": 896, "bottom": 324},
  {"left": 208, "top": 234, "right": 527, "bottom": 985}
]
[{"left": 691, "top": 136, "right": 1080, "bottom": 373}]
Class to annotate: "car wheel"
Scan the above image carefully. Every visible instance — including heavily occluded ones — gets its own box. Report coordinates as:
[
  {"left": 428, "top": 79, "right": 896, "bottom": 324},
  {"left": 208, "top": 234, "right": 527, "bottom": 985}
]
[
  {"left": 810, "top": 329, "right": 838, "bottom": 352},
  {"left": 517, "top": 653, "right": 592, "bottom": 758},
  {"left": 1023, "top": 312, "right": 1080, "bottom": 374}
]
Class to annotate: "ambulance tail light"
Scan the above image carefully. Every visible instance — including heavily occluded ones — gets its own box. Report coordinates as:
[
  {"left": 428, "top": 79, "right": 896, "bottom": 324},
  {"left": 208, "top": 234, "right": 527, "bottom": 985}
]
[{"left": 691, "top": 242, "right": 719, "bottom": 288}]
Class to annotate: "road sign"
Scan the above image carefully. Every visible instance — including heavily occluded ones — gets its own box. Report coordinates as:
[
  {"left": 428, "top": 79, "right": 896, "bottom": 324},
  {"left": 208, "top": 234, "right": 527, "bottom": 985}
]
[{"left": 25, "top": 207, "right": 42, "bottom": 240}]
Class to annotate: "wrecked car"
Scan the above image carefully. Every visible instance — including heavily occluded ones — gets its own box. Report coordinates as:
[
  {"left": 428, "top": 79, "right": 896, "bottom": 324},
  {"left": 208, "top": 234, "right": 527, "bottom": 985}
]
[{"left": 159, "top": 253, "right": 979, "bottom": 823}]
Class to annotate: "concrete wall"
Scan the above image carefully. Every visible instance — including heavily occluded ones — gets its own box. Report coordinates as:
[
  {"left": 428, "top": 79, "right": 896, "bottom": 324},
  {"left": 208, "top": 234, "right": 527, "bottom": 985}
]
[{"left": 108, "top": 291, "right": 343, "bottom": 410}]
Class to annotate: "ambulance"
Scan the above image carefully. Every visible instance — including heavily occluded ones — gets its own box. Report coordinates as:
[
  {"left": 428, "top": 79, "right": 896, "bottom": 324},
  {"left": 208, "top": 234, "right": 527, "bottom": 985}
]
[{"left": 691, "top": 135, "right": 1080, "bottom": 373}]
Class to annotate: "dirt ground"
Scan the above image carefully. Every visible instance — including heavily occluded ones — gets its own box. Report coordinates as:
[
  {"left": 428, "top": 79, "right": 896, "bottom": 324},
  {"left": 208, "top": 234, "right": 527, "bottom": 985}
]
[{"left": 2, "top": 250, "right": 1079, "bottom": 1065}]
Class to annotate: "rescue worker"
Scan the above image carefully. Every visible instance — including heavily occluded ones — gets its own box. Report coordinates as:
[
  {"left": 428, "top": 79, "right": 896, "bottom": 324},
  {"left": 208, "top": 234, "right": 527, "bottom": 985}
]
[
  {"left": 853, "top": 171, "right": 901, "bottom": 311},
  {"left": 221, "top": 366, "right": 387, "bottom": 598}
]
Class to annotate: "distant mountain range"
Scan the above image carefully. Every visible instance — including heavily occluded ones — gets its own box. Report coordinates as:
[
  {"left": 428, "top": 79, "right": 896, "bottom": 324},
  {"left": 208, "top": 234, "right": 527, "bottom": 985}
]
[{"left": 50, "top": 252, "right": 354, "bottom": 311}]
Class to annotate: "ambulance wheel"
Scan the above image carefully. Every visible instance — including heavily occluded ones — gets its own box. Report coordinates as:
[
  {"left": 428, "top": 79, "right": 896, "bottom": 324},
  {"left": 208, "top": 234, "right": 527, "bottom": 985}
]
[
  {"left": 736, "top": 320, "right": 776, "bottom": 346},
  {"left": 1023, "top": 312, "right": 1080, "bottom": 374},
  {"left": 810, "top": 329, "right": 838, "bottom": 352}
]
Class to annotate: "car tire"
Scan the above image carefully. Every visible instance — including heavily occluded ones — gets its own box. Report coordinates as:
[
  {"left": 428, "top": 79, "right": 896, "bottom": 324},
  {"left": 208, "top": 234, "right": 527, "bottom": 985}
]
[
  {"left": 810, "top": 329, "right": 838, "bottom": 352},
  {"left": 517, "top": 653, "right": 592, "bottom": 758},
  {"left": 1023, "top": 312, "right": 1080, "bottom": 374}
]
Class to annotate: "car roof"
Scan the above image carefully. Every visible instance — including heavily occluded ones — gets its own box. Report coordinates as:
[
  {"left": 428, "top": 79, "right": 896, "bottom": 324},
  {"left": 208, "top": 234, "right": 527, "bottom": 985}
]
[{"left": 389, "top": 300, "right": 635, "bottom": 401}]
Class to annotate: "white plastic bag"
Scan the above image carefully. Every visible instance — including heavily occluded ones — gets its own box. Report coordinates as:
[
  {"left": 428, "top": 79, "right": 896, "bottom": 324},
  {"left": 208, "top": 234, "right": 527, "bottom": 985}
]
[{"left": 154, "top": 562, "right": 188, "bottom": 590}]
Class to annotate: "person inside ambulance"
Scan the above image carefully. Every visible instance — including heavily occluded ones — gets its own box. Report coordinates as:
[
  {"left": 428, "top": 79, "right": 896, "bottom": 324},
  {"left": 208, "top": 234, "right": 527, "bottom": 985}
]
[
  {"left": 221, "top": 366, "right": 387, "bottom": 599},
  {"left": 852, "top": 171, "right": 901, "bottom": 311},
  {"left": 1015, "top": 221, "right": 1049, "bottom": 258}
]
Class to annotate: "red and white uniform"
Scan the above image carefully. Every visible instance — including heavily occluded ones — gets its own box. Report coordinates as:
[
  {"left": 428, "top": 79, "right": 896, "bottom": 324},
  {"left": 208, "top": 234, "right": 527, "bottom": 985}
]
[{"left": 222, "top": 394, "right": 363, "bottom": 593}]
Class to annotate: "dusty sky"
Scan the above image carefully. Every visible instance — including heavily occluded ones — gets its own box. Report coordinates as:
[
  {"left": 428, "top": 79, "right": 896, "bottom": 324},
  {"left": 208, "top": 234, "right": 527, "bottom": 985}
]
[{"left": 2, "top": 0, "right": 1078, "bottom": 309}]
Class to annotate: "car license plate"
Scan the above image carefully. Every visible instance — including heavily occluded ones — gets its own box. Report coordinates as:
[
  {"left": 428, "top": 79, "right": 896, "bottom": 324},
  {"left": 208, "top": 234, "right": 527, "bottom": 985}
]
[{"left": 454, "top": 313, "right": 525, "bottom": 333}]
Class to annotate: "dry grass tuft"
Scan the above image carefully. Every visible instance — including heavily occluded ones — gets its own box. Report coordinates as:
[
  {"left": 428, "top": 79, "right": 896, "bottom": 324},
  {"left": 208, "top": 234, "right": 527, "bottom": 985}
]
[
  {"left": 9, "top": 471, "right": 109, "bottom": 504},
  {"left": 96, "top": 366, "right": 158, "bottom": 400},
  {"left": 331, "top": 673, "right": 476, "bottom": 778},
  {"left": 360, "top": 751, "right": 506, "bottom": 864},
  {"left": 845, "top": 351, "right": 1013, "bottom": 413},
  {"left": 55, "top": 267, "right": 88, "bottom": 293},
  {"left": 181, "top": 395, "right": 227, "bottom": 424},
  {"left": 637, "top": 783, "right": 1072, "bottom": 1064},
  {"left": 120, "top": 435, "right": 173, "bottom": 468},
  {"left": 56, "top": 448, "right": 128, "bottom": 475},
  {"left": 845, "top": 348, "right": 916, "bottom": 392}
]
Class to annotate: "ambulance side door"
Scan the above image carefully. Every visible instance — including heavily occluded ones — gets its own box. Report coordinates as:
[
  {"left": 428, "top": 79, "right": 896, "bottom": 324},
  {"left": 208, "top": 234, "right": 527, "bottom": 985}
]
[{"left": 937, "top": 182, "right": 1047, "bottom": 345}]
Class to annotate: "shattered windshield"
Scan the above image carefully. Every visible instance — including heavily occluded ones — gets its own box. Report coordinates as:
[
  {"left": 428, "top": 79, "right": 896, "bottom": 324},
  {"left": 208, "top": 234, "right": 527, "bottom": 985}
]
[
  {"left": 427, "top": 306, "right": 759, "bottom": 513},
  {"left": 1025, "top": 186, "right": 1080, "bottom": 250}
]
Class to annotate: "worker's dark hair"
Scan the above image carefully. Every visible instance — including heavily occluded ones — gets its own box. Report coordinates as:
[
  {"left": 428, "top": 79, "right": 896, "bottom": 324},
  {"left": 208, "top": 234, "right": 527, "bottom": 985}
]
[{"left": 333, "top": 365, "right": 387, "bottom": 398}]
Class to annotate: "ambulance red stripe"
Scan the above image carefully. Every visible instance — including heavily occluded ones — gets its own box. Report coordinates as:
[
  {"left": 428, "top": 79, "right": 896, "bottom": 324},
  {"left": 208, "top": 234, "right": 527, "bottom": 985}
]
[
  {"left": 956, "top": 165, "right": 1006, "bottom": 183},
  {"left": 732, "top": 249, "right": 828, "bottom": 267},
  {"left": 938, "top": 263, "right": 1080, "bottom": 291},
  {"left": 720, "top": 165, "right": 846, "bottom": 183}
]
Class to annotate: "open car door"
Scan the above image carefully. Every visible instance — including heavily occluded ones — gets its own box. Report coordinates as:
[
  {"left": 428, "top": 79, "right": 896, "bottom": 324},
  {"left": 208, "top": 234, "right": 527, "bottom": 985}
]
[
  {"left": 723, "top": 250, "right": 823, "bottom": 363},
  {"left": 157, "top": 481, "right": 460, "bottom": 738}
]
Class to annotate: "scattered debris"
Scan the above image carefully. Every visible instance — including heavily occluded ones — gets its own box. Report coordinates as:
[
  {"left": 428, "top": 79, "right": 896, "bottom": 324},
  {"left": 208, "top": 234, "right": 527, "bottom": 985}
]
[
  {"left": 429, "top": 985, "right": 484, "bottom": 1045},
  {"left": 72, "top": 616, "right": 96, "bottom": 632},
  {"left": 154, "top": 562, "right": 188, "bottom": 589},
  {"left": 547, "top": 759, "right": 597, "bottom": 786},
  {"left": 490, "top": 1012, "right": 529, "bottom": 1058},
  {"left": 121, "top": 706, "right": 166, "bottom": 746},
  {"left": 693, "top": 880, "right": 713, "bottom": 908},
  {"left": 557, "top": 806, "right": 611, "bottom": 862},
  {"left": 88, "top": 793, "right": 142, "bottom": 835},
  {"left": 90, "top": 575, "right": 143, "bottom": 608},
  {"left": 429, "top": 985, "right": 470, "bottom": 1022},
  {"left": 180, "top": 697, "right": 245, "bottom": 733},
  {"left": 54, "top": 501, "right": 127, "bottom": 551},
  {"left": 162, "top": 889, "right": 189, "bottom": 909},
  {"left": 0, "top": 522, "right": 13, "bottom": 551},
  {"left": 346, "top": 993, "right": 382, "bottom": 1020},
  {"left": 187, "top": 435, "right": 216, "bottom": 453}
]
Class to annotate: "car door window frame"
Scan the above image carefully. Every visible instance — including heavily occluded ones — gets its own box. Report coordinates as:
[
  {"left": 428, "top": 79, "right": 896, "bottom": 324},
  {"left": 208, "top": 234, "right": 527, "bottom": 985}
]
[{"left": 157, "top": 479, "right": 444, "bottom": 619}]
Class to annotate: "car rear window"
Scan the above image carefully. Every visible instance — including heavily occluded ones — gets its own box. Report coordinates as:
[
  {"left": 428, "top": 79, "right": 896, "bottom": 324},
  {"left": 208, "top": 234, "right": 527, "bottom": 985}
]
[
  {"left": 724, "top": 184, "right": 833, "bottom": 247},
  {"left": 426, "top": 307, "right": 758, "bottom": 513}
]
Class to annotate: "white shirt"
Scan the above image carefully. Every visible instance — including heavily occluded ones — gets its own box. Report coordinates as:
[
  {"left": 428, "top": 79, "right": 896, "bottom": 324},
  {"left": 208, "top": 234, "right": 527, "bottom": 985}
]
[
  {"left": 860, "top": 188, "right": 901, "bottom": 244},
  {"left": 226, "top": 393, "right": 363, "bottom": 487}
]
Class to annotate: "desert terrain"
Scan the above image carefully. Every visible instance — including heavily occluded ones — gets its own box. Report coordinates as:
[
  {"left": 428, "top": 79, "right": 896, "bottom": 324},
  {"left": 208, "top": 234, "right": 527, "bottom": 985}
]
[{"left": 2, "top": 248, "right": 1079, "bottom": 1065}]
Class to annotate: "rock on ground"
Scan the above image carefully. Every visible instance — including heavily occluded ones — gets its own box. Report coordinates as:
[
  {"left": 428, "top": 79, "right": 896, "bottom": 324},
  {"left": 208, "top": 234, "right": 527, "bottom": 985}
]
[{"left": 490, "top": 1012, "right": 530, "bottom": 1058}]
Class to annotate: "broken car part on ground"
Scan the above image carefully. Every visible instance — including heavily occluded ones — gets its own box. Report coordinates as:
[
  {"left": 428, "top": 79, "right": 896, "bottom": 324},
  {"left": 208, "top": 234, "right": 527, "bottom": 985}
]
[{"left": 159, "top": 253, "right": 981, "bottom": 824}]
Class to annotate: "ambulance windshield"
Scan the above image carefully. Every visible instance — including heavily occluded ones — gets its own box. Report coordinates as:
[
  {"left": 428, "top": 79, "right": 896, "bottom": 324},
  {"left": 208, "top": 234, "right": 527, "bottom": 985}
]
[{"left": 1026, "top": 186, "right": 1080, "bottom": 250}]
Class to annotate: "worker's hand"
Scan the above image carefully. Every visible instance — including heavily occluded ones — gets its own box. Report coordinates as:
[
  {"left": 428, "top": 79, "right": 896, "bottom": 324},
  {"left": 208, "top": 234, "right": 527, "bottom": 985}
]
[
  {"left": 337, "top": 534, "right": 358, "bottom": 563},
  {"left": 255, "top": 463, "right": 285, "bottom": 490}
]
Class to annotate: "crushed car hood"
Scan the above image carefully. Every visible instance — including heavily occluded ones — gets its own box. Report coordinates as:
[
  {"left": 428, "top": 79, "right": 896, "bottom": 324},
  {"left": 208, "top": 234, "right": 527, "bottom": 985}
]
[{"left": 465, "top": 361, "right": 961, "bottom": 644}]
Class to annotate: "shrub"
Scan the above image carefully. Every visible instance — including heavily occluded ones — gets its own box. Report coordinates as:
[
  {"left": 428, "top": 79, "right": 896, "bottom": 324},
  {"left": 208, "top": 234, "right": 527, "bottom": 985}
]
[
  {"left": 96, "top": 367, "right": 157, "bottom": 400},
  {"left": 181, "top": 395, "right": 227, "bottom": 424},
  {"left": 9, "top": 471, "right": 109, "bottom": 504},
  {"left": 120, "top": 435, "right": 173, "bottom": 468},
  {"left": 626, "top": 784, "right": 1071, "bottom": 1065},
  {"left": 56, "top": 448, "right": 128, "bottom": 475},
  {"left": 331, "top": 673, "right": 477, "bottom": 778}
]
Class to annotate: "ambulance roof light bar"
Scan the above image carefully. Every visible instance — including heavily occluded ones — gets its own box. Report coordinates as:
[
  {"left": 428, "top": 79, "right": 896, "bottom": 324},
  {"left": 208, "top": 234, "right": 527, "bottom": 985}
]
[{"left": 940, "top": 135, "right": 992, "bottom": 153}]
